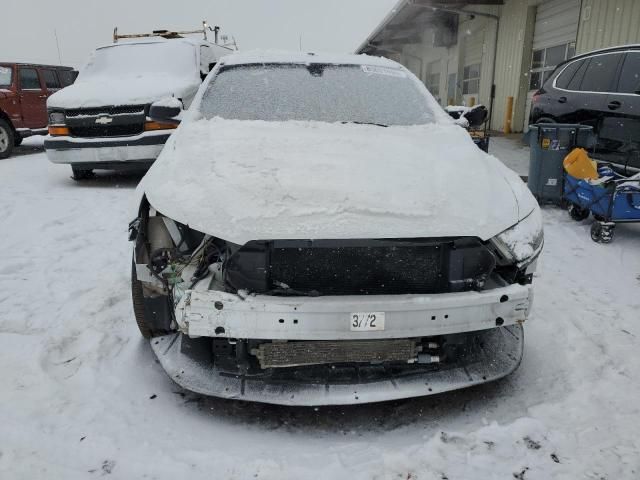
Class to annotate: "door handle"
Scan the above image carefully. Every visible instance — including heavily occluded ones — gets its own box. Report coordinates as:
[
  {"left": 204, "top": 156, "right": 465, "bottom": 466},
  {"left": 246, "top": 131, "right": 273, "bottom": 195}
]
[
  {"left": 558, "top": 96, "right": 567, "bottom": 103},
  {"left": 608, "top": 100, "right": 622, "bottom": 110}
]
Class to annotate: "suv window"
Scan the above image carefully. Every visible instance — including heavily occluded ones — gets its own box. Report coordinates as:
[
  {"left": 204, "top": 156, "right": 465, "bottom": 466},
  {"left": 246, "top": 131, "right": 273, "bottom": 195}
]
[
  {"left": 57, "top": 70, "right": 75, "bottom": 87},
  {"left": 617, "top": 52, "right": 640, "bottom": 94},
  {"left": 555, "top": 59, "right": 584, "bottom": 89},
  {"left": 42, "top": 69, "right": 61, "bottom": 89},
  {"left": 0, "top": 65, "right": 12, "bottom": 88},
  {"left": 19, "top": 68, "right": 41, "bottom": 90},
  {"left": 578, "top": 53, "right": 623, "bottom": 92}
]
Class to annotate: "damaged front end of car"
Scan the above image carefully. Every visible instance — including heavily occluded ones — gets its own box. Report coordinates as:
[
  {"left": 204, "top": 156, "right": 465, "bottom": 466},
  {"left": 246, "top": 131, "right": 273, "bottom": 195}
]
[{"left": 130, "top": 198, "right": 541, "bottom": 406}]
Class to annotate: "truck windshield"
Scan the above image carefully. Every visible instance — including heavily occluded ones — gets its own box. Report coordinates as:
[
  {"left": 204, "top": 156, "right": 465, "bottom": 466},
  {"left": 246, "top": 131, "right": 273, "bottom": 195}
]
[
  {"left": 200, "top": 64, "right": 435, "bottom": 126},
  {"left": 81, "top": 42, "right": 197, "bottom": 78},
  {"left": 0, "top": 66, "right": 12, "bottom": 88}
]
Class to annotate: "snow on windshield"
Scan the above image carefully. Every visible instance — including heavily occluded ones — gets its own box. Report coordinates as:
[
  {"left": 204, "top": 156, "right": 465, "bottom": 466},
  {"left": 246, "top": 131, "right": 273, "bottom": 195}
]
[
  {"left": 199, "top": 64, "right": 435, "bottom": 126},
  {"left": 80, "top": 42, "right": 197, "bottom": 79}
]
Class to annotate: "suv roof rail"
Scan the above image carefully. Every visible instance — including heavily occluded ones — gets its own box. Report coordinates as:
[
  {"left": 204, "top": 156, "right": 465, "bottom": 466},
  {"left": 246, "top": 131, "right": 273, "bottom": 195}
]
[{"left": 113, "top": 20, "right": 221, "bottom": 43}]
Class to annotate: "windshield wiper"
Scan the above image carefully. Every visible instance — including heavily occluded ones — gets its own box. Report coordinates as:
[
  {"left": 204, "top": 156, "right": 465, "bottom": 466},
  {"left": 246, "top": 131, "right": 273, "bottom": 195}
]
[{"left": 341, "top": 121, "right": 388, "bottom": 127}]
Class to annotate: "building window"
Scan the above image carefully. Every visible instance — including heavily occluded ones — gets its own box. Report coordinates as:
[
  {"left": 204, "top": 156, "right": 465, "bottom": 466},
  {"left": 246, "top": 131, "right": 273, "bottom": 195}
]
[
  {"left": 462, "top": 63, "right": 480, "bottom": 95},
  {"left": 529, "top": 42, "right": 576, "bottom": 90}
]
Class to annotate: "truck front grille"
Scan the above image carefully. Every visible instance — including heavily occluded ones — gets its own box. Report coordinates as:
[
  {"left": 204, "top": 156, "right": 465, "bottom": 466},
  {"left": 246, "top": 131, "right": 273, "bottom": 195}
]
[
  {"left": 65, "top": 104, "right": 146, "bottom": 117},
  {"left": 69, "top": 124, "right": 144, "bottom": 138},
  {"left": 254, "top": 339, "right": 419, "bottom": 368}
]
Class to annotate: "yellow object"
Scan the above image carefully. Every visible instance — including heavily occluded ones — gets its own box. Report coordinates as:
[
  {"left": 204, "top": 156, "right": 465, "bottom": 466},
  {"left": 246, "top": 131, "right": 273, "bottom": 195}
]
[
  {"left": 504, "top": 96, "right": 514, "bottom": 134},
  {"left": 563, "top": 148, "right": 599, "bottom": 179}
]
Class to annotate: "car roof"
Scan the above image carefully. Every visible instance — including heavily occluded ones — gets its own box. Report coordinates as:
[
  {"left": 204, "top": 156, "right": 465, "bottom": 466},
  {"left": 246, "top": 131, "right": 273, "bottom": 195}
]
[
  {"left": 218, "top": 50, "right": 403, "bottom": 69},
  {"left": 561, "top": 44, "right": 640, "bottom": 66},
  {"left": 0, "top": 62, "right": 74, "bottom": 70}
]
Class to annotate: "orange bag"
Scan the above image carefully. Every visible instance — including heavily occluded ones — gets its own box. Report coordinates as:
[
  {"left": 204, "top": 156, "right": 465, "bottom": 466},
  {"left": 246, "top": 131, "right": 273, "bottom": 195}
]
[{"left": 563, "top": 148, "right": 598, "bottom": 180}]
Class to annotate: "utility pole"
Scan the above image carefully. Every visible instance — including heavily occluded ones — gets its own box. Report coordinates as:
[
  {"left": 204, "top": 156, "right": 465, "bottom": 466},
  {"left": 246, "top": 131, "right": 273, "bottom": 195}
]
[{"left": 54, "top": 29, "right": 62, "bottom": 65}]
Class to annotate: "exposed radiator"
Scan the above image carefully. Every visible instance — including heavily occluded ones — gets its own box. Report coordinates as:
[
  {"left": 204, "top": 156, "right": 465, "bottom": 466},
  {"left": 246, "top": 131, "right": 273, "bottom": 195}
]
[{"left": 253, "top": 339, "right": 419, "bottom": 369}]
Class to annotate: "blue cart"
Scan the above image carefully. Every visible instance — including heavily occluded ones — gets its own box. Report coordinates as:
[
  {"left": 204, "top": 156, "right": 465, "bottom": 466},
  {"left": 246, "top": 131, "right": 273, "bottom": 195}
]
[{"left": 563, "top": 168, "right": 640, "bottom": 243}]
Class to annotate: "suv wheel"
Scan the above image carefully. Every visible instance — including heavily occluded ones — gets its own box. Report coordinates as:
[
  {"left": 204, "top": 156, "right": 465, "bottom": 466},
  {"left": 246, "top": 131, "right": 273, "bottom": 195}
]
[
  {"left": 0, "top": 119, "right": 15, "bottom": 159},
  {"left": 71, "top": 166, "right": 94, "bottom": 180}
]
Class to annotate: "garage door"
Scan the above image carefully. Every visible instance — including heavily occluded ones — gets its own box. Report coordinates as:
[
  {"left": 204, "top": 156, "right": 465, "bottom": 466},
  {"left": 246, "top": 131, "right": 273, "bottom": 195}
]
[{"left": 532, "top": 0, "right": 580, "bottom": 51}]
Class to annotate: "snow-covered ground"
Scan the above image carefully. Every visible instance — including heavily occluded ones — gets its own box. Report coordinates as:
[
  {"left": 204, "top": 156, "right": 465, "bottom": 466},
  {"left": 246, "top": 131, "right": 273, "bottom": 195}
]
[{"left": 1, "top": 146, "right": 639, "bottom": 479}]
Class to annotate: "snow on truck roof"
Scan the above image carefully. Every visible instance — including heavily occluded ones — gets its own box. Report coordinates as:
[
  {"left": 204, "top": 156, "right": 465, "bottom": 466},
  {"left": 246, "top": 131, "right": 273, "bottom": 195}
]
[{"left": 218, "top": 50, "right": 402, "bottom": 68}]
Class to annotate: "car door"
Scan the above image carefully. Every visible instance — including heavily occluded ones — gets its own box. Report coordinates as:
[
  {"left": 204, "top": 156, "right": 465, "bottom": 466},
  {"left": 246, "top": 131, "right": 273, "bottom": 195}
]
[
  {"left": 571, "top": 52, "right": 624, "bottom": 163},
  {"left": 17, "top": 66, "right": 47, "bottom": 128},
  {"left": 605, "top": 50, "right": 640, "bottom": 173}
]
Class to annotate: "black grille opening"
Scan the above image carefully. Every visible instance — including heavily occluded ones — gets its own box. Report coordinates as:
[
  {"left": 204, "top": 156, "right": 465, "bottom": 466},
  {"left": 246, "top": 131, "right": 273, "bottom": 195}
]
[
  {"left": 224, "top": 238, "right": 496, "bottom": 296},
  {"left": 65, "top": 104, "right": 146, "bottom": 117},
  {"left": 69, "top": 123, "right": 144, "bottom": 138}
]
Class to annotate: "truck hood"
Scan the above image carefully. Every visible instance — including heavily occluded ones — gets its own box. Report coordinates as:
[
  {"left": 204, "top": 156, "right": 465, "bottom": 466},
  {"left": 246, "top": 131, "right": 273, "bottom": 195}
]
[
  {"left": 47, "top": 74, "right": 199, "bottom": 109},
  {"left": 137, "top": 118, "right": 533, "bottom": 245}
]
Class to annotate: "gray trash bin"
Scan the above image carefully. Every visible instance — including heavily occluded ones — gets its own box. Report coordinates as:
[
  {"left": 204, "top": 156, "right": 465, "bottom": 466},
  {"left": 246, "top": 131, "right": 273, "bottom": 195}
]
[{"left": 526, "top": 124, "right": 596, "bottom": 204}]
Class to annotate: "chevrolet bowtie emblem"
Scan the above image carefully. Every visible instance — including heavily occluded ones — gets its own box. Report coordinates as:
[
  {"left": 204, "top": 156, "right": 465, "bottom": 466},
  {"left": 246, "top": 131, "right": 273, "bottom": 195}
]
[{"left": 95, "top": 116, "right": 113, "bottom": 125}]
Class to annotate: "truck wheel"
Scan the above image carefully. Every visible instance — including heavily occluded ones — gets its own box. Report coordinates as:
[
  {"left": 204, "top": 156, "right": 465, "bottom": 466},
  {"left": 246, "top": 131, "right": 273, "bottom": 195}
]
[
  {"left": 0, "top": 119, "right": 15, "bottom": 159},
  {"left": 71, "top": 166, "right": 94, "bottom": 180},
  {"left": 131, "top": 262, "right": 154, "bottom": 338}
]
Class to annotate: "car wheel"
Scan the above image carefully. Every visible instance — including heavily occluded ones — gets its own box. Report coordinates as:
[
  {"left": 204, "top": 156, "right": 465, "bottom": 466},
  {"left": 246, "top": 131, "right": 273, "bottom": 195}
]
[
  {"left": 131, "top": 261, "right": 154, "bottom": 339},
  {"left": 14, "top": 134, "right": 23, "bottom": 147},
  {"left": 0, "top": 119, "right": 15, "bottom": 159},
  {"left": 568, "top": 204, "right": 589, "bottom": 221},
  {"left": 71, "top": 166, "right": 94, "bottom": 180}
]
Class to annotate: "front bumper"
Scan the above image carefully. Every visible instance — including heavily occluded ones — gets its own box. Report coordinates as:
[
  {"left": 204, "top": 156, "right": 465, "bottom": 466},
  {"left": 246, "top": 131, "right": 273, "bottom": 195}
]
[
  {"left": 176, "top": 283, "right": 532, "bottom": 340},
  {"left": 44, "top": 131, "right": 170, "bottom": 167},
  {"left": 152, "top": 325, "right": 524, "bottom": 405}
]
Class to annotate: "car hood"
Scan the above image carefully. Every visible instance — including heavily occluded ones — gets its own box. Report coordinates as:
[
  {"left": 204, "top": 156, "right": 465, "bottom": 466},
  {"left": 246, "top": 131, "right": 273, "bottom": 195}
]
[
  {"left": 47, "top": 74, "right": 199, "bottom": 109},
  {"left": 137, "top": 118, "right": 533, "bottom": 244}
]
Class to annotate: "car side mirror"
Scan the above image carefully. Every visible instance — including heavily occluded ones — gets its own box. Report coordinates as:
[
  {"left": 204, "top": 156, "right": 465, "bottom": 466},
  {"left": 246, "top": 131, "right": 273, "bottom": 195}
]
[{"left": 149, "top": 97, "right": 182, "bottom": 125}]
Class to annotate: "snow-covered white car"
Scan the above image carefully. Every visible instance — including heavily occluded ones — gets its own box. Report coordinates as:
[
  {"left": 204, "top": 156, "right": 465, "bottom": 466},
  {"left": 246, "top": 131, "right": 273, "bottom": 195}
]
[
  {"left": 45, "top": 37, "right": 232, "bottom": 179},
  {"left": 129, "top": 51, "right": 543, "bottom": 406}
]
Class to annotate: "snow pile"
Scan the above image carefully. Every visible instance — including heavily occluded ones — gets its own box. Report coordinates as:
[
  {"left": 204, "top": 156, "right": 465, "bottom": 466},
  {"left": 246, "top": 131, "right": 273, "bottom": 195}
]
[{"left": 139, "top": 118, "right": 525, "bottom": 243}]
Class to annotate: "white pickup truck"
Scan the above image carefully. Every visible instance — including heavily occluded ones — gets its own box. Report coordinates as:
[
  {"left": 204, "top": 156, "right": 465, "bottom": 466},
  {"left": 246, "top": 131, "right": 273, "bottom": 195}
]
[{"left": 45, "top": 34, "right": 233, "bottom": 179}]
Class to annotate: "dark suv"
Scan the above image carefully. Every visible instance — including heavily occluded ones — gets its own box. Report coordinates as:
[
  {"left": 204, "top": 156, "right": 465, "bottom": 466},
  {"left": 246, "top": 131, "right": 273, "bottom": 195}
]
[
  {"left": 530, "top": 45, "right": 640, "bottom": 174},
  {"left": 0, "top": 62, "right": 77, "bottom": 158}
]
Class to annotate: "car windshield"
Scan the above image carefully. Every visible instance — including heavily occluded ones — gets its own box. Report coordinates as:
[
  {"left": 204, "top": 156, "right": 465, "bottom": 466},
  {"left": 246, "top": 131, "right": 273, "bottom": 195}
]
[
  {"left": 81, "top": 42, "right": 196, "bottom": 78},
  {"left": 0, "top": 66, "right": 12, "bottom": 88},
  {"left": 199, "top": 63, "right": 435, "bottom": 125}
]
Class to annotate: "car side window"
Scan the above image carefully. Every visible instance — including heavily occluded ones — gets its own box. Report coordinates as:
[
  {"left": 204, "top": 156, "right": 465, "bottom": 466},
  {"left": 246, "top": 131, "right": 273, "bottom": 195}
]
[
  {"left": 42, "top": 69, "right": 61, "bottom": 90},
  {"left": 578, "top": 53, "right": 623, "bottom": 92},
  {"left": 555, "top": 59, "right": 584, "bottom": 89},
  {"left": 616, "top": 52, "right": 640, "bottom": 94},
  {"left": 566, "top": 59, "right": 589, "bottom": 91},
  {"left": 19, "top": 67, "right": 41, "bottom": 90},
  {"left": 57, "top": 70, "right": 75, "bottom": 87}
]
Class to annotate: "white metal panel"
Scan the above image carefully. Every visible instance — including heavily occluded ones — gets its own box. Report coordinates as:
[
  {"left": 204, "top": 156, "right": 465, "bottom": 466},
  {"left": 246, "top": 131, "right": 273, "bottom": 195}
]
[
  {"left": 464, "top": 28, "right": 485, "bottom": 66},
  {"left": 533, "top": 0, "right": 580, "bottom": 50}
]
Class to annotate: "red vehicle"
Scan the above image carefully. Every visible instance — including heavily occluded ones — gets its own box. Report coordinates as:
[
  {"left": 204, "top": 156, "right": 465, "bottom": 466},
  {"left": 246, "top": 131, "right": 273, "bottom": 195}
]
[{"left": 0, "top": 63, "right": 77, "bottom": 158}]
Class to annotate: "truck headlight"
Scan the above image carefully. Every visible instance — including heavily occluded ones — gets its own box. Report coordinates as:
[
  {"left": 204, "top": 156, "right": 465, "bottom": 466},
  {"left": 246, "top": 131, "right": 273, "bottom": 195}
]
[
  {"left": 48, "top": 112, "right": 66, "bottom": 125},
  {"left": 491, "top": 208, "right": 543, "bottom": 266}
]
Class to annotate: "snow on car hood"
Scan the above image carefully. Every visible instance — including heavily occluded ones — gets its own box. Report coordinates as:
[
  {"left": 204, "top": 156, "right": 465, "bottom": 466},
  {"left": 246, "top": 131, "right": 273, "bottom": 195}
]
[
  {"left": 47, "top": 74, "right": 199, "bottom": 109},
  {"left": 137, "top": 118, "right": 533, "bottom": 244}
]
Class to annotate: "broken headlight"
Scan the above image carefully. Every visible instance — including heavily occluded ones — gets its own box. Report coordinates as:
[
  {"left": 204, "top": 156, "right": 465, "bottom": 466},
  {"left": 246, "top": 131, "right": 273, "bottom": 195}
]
[{"left": 491, "top": 208, "right": 543, "bottom": 267}]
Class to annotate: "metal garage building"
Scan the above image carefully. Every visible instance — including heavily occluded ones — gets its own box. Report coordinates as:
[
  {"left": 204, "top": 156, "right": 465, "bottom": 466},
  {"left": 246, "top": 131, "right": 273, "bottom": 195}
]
[{"left": 357, "top": 0, "right": 640, "bottom": 132}]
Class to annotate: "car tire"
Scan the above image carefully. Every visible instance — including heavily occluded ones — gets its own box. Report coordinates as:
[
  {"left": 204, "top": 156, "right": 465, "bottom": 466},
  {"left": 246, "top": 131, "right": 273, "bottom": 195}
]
[
  {"left": 131, "top": 261, "right": 154, "bottom": 339},
  {"left": 0, "top": 119, "right": 15, "bottom": 159},
  {"left": 14, "top": 134, "right": 23, "bottom": 147},
  {"left": 71, "top": 166, "right": 94, "bottom": 180},
  {"left": 536, "top": 117, "right": 556, "bottom": 124}
]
